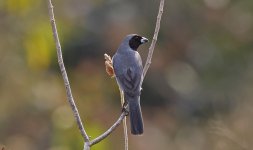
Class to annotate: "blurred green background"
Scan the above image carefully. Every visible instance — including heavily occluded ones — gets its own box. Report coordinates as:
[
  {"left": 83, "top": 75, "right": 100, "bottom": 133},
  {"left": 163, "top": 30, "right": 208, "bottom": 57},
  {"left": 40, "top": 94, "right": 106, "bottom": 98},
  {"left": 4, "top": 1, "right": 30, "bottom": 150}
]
[{"left": 1, "top": 0, "right": 253, "bottom": 149}]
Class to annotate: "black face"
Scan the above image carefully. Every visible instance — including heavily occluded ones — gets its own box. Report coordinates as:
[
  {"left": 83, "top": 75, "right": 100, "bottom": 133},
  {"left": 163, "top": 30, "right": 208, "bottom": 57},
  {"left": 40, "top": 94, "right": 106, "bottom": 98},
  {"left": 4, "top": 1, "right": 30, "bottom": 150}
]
[{"left": 129, "top": 35, "right": 143, "bottom": 51}]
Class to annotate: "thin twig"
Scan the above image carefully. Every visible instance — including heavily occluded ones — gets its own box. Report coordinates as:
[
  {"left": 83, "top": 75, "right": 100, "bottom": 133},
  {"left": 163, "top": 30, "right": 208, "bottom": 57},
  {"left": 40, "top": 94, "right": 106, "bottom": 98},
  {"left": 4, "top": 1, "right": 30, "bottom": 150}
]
[
  {"left": 123, "top": 116, "right": 128, "bottom": 150},
  {"left": 142, "top": 0, "right": 164, "bottom": 80},
  {"left": 120, "top": 90, "right": 128, "bottom": 150},
  {"left": 90, "top": 111, "right": 128, "bottom": 146},
  {"left": 47, "top": 0, "right": 90, "bottom": 145}
]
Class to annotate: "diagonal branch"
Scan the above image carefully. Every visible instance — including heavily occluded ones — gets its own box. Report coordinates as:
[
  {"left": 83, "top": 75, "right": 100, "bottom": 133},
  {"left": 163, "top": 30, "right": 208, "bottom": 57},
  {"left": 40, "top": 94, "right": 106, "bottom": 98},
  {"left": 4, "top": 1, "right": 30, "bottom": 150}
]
[
  {"left": 47, "top": 0, "right": 90, "bottom": 144},
  {"left": 90, "top": 111, "right": 128, "bottom": 146},
  {"left": 143, "top": 0, "right": 164, "bottom": 80}
]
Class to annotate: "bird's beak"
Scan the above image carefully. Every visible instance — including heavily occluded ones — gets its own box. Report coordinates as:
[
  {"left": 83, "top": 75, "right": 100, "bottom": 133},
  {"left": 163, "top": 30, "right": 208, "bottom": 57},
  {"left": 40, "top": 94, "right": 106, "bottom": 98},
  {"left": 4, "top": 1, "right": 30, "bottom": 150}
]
[{"left": 140, "top": 37, "right": 149, "bottom": 44}]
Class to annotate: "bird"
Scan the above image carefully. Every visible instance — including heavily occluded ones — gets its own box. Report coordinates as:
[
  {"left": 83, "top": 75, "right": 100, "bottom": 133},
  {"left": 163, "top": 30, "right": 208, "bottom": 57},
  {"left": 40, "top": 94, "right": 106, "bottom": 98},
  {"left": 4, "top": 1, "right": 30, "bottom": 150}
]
[{"left": 112, "top": 34, "right": 148, "bottom": 135}]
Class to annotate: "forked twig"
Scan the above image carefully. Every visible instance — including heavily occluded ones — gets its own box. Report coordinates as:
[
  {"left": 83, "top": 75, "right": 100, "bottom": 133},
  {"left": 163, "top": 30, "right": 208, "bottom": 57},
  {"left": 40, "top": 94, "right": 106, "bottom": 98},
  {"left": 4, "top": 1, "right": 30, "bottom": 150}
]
[{"left": 48, "top": 0, "right": 164, "bottom": 149}]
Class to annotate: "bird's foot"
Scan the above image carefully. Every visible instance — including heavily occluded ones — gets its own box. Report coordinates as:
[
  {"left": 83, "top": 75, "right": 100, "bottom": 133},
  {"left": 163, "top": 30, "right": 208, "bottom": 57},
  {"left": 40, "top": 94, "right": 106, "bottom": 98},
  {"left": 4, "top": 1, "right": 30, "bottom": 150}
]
[{"left": 122, "top": 101, "right": 129, "bottom": 116}]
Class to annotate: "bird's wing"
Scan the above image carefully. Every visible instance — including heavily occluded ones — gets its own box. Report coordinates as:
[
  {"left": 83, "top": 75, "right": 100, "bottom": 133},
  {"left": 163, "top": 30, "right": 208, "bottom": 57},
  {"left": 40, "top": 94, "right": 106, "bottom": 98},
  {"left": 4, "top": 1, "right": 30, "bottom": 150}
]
[
  {"left": 113, "top": 52, "right": 143, "bottom": 96},
  {"left": 116, "top": 67, "right": 142, "bottom": 96}
]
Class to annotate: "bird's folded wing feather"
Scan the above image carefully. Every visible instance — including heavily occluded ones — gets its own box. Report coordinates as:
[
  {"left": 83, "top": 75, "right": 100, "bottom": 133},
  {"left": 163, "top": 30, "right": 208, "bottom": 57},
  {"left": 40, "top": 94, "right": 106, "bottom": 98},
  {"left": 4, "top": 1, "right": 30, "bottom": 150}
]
[{"left": 117, "top": 67, "right": 141, "bottom": 95}]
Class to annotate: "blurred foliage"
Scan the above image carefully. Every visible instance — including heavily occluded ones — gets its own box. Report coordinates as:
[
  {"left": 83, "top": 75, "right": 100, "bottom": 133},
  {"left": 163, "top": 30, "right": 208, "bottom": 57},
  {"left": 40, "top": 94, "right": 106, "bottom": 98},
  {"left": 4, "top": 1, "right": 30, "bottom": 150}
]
[
  {"left": 24, "top": 21, "right": 54, "bottom": 70},
  {"left": 1, "top": 0, "right": 253, "bottom": 150}
]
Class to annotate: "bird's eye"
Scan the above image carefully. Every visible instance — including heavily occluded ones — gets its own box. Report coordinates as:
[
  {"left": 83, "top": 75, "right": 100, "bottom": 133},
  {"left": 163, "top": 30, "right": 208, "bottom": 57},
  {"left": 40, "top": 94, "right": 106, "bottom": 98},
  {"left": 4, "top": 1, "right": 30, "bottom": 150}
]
[{"left": 134, "top": 36, "right": 140, "bottom": 41}]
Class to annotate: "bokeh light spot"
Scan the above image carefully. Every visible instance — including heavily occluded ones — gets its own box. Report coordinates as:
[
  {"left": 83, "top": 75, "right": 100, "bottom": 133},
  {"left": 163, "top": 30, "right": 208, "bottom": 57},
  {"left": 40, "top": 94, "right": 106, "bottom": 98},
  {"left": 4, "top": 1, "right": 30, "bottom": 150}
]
[{"left": 166, "top": 62, "right": 200, "bottom": 96}]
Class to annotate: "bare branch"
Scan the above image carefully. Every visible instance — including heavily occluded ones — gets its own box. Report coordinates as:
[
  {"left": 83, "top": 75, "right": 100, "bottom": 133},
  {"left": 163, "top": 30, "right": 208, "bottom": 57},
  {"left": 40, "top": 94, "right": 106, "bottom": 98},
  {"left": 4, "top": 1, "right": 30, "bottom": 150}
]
[
  {"left": 47, "top": 0, "right": 90, "bottom": 144},
  {"left": 90, "top": 111, "right": 128, "bottom": 146},
  {"left": 143, "top": 0, "right": 165, "bottom": 79},
  {"left": 123, "top": 117, "right": 128, "bottom": 150},
  {"left": 120, "top": 90, "right": 128, "bottom": 150}
]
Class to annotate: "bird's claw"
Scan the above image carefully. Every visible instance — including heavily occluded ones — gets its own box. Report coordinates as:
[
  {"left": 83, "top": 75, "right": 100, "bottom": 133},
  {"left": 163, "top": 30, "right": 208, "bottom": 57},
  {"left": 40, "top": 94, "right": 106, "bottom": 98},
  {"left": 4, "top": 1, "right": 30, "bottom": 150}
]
[{"left": 122, "top": 101, "right": 129, "bottom": 116}]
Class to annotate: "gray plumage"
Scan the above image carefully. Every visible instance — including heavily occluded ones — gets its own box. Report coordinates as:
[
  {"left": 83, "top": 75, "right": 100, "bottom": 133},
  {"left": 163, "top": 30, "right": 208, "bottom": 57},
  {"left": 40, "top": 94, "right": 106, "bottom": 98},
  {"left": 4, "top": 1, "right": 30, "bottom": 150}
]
[{"left": 112, "top": 34, "right": 148, "bottom": 135}]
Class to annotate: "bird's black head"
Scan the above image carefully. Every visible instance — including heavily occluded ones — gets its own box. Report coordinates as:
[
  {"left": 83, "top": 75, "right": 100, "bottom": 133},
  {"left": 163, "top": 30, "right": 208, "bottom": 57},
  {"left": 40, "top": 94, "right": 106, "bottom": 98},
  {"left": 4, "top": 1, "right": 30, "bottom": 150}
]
[{"left": 128, "top": 35, "right": 149, "bottom": 51}]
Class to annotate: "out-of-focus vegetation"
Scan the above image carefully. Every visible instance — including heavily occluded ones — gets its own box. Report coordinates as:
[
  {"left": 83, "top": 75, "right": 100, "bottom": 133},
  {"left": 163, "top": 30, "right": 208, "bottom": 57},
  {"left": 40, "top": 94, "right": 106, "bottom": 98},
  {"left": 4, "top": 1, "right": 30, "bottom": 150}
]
[{"left": 1, "top": 0, "right": 253, "bottom": 149}]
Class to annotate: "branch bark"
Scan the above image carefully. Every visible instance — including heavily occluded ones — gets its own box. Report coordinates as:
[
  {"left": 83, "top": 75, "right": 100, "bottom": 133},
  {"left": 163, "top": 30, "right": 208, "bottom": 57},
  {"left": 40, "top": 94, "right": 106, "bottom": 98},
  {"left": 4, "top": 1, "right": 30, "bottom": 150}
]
[
  {"left": 47, "top": 0, "right": 90, "bottom": 149},
  {"left": 120, "top": 90, "right": 129, "bottom": 150}
]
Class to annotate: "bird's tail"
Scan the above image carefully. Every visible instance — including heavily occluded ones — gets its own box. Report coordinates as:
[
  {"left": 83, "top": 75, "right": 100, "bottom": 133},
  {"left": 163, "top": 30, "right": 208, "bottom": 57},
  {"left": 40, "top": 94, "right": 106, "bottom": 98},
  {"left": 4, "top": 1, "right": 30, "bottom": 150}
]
[{"left": 125, "top": 94, "right": 143, "bottom": 135}]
